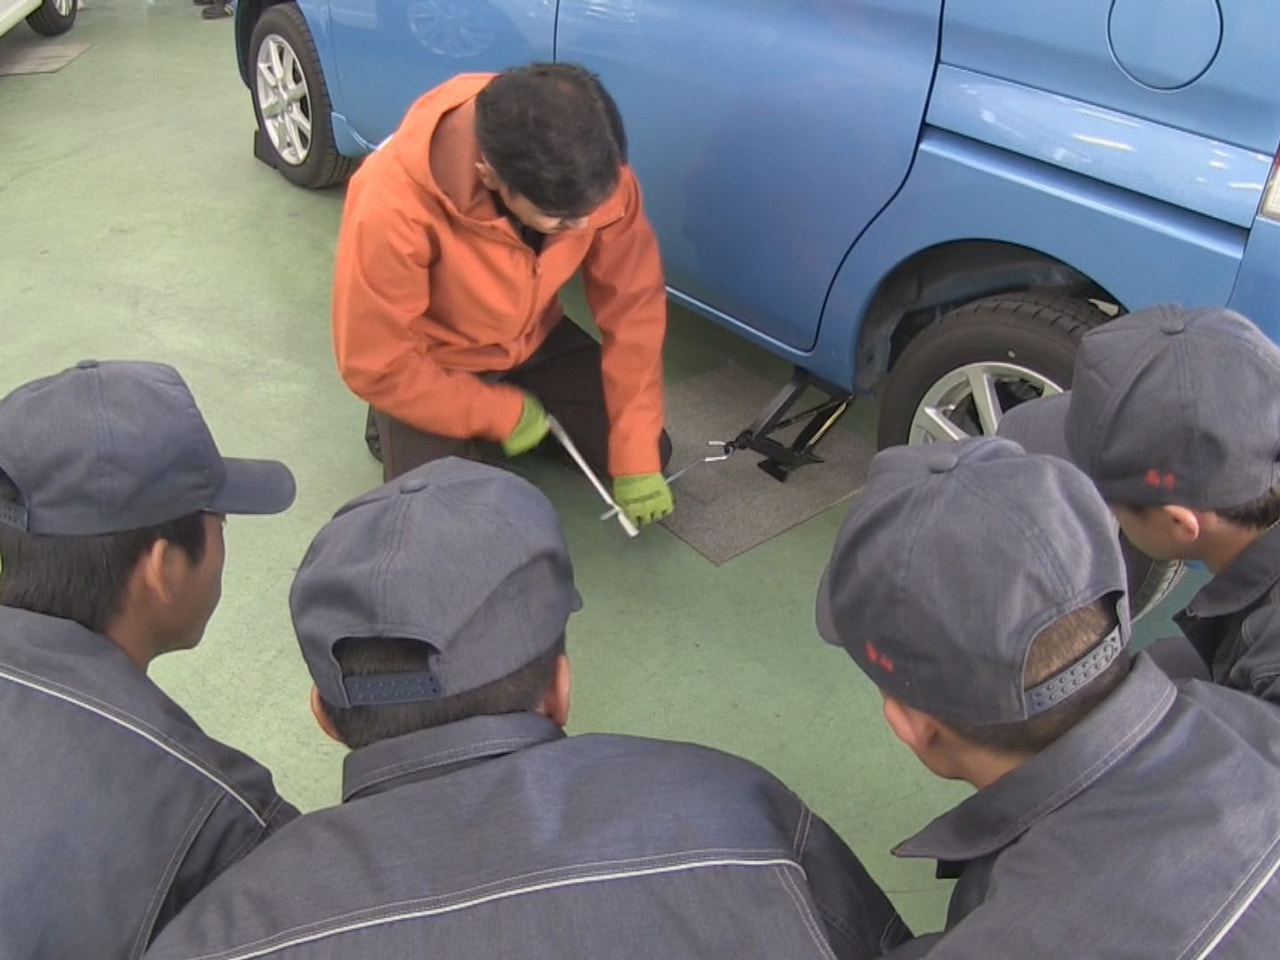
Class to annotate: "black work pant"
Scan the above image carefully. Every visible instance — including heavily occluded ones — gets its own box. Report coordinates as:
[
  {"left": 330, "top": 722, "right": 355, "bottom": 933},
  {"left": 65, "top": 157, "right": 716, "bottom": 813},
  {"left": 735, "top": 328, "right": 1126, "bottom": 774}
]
[{"left": 373, "top": 320, "right": 671, "bottom": 482}]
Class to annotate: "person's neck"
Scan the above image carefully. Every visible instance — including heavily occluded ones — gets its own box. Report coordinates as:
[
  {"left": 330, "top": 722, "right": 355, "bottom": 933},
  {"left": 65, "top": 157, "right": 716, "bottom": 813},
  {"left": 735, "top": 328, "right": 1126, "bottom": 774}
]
[
  {"left": 961, "top": 748, "right": 1032, "bottom": 791},
  {"left": 1200, "top": 524, "right": 1267, "bottom": 575},
  {"left": 105, "top": 615, "right": 158, "bottom": 673}
]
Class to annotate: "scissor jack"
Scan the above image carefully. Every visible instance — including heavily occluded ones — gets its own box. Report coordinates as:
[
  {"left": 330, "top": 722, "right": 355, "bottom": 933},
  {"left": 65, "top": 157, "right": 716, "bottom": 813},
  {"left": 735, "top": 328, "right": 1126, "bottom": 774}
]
[{"left": 721, "top": 367, "right": 857, "bottom": 482}]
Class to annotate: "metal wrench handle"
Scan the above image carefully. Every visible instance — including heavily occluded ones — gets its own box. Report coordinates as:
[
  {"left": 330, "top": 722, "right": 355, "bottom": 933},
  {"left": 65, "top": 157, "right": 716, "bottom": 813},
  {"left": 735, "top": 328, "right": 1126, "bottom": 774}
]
[
  {"left": 547, "top": 416, "right": 639, "bottom": 538},
  {"left": 599, "top": 441, "right": 734, "bottom": 522}
]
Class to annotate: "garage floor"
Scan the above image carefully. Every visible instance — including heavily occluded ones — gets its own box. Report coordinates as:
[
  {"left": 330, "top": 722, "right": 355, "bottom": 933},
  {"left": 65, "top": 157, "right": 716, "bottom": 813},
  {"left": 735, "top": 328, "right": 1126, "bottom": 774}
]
[{"left": 0, "top": 1, "right": 1204, "bottom": 936}]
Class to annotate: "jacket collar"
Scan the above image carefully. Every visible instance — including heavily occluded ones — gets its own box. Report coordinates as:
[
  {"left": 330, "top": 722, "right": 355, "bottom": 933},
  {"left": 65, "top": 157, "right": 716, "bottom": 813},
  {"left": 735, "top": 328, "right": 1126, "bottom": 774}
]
[
  {"left": 342, "top": 712, "right": 565, "bottom": 802},
  {"left": 893, "top": 655, "right": 1176, "bottom": 864},
  {"left": 0, "top": 605, "right": 161, "bottom": 706},
  {"left": 1184, "top": 523, "right": 1280, "bottom": 619}
]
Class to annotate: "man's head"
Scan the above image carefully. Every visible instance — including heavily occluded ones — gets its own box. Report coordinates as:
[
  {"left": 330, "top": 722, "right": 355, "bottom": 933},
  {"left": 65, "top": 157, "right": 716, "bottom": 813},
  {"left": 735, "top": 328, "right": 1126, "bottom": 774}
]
[
  {"left": 1014, "top": 306, "right": 1280, "bottom": 568},
  {"left": 816, "top": 438, "right": 1132, "bottom": 787},
  {"left": 474, "top": 62, "right": 626, "bottom": 234},
  {"left": 0, "top": 361, "right": 296, "bottom": 667},
  {"left": 291, "top": 458, "right": 581, "bottom": 750}
]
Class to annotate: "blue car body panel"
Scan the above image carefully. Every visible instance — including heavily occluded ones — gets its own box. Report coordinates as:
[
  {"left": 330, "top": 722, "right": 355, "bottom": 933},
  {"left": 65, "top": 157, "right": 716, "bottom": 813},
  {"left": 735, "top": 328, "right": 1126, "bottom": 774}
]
[
  {"left": 823, "top": 131, "right": 1248, "bottom": 391},
  {"left": 238, "top": 0, "right": 1280, "bottom": 390},
  {"left": 939, "top": 0, "right": 1280, "bottom": 156},
  {"left": 1230, "top": 217, "right": 1280, "bottom": 342},
  {"left": 927, "top": 67, "right": 1272, "bottom": 230},
  {"left": 328, "top": 0, "right": 555, "bottom": 145},
  {"left": 556, "top": 0, "right": 944, "bottom": 353}
]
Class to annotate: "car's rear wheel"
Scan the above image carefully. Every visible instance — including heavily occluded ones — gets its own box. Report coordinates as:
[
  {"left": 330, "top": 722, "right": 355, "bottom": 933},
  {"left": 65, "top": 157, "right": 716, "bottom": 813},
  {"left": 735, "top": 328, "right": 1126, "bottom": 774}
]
[
  {"left": 877, "top": 293, "right": 1099, "bottom": 448},
  {"left": 365, "top": 406, "right": 383, "bottom": 463},
  {"left": 249, "top": 4, "right": 359, "bottom": 188},
  {"left": 26, "top": 0, "right": 76, "bottom": 36},
  {"left": 877, "top": 291, "right": 1184, "bottom": 620}
]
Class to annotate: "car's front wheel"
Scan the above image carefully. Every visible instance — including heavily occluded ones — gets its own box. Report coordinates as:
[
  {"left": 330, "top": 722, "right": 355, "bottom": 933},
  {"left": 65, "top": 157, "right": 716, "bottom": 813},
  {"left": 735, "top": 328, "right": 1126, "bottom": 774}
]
[
  {"left": 249, "top": 3, "right": 358, "bottom": 188},
  {"left": 26, "top": 0, "right": 76, "bottom": 36}
]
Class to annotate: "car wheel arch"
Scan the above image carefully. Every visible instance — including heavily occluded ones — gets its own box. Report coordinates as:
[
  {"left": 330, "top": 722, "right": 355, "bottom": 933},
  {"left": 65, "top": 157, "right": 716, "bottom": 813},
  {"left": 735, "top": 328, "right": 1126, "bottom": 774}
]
[
  {"left": 236, "top": 0, "right": 291, "bottom": 86},
  {"left": 850, "top": 239, "right": 1121, "bottom": 393}
]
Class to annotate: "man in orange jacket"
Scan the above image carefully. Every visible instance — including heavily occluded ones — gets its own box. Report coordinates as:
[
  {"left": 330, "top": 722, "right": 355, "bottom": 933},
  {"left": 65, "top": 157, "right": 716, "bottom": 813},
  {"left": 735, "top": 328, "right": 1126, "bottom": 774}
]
[{"left": 332, "top": 64, "right": 674, "bottom": 528}]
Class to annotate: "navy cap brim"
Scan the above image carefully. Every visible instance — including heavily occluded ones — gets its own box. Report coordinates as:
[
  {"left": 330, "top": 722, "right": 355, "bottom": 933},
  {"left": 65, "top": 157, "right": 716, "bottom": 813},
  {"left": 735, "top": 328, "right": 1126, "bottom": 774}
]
[
  {"left": 996, "top": 393, "right": 1073, "bottom": 464},
  {"left": 207, "top": 457, "right": 297, "bottom": 516}
]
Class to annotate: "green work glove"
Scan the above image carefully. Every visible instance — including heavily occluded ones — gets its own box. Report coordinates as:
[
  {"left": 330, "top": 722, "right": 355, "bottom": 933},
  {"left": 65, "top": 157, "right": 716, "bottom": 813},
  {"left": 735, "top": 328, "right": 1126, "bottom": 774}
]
[
  {"left": 613, "top": 473, "right": 674, "bottom": 527},
  {"left": 501, "top": 395, "right": 549, "bottom": 456}
]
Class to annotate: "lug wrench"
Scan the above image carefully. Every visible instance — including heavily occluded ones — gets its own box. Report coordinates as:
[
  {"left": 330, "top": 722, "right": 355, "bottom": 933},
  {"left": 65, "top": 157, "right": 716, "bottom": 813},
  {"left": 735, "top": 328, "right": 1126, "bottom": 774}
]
[
  {"left": 547, "top": 416, "right": 639, "bottom": 538},
  {"left": 599, "top": 441, "right": 735, "bottom": 523}
]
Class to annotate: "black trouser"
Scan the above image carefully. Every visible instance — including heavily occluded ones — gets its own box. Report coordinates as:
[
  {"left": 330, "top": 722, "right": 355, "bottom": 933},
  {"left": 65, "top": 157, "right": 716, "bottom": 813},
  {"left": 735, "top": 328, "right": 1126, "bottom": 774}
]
[{"left": 373, "top": 320, "right": 671, "bottom": 482}]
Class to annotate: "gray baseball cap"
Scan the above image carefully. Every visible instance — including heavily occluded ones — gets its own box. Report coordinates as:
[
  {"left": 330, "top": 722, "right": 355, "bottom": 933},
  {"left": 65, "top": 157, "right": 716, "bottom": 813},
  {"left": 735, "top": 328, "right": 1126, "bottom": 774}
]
[
  {"left": 291, "top": 458, "right": 582, "bottom": 708},
  {"left": 995, "top": 392, "right": 1072, "bottom": 462},
  {"left": 816, "top": 438, "right": 1129, "bottom": 727},
  {"left": 1024, "top": 305, "right": 1280, "bottom": 509},
  {"left": 0, "top": 360, "right": 296, "bottom": 535}
]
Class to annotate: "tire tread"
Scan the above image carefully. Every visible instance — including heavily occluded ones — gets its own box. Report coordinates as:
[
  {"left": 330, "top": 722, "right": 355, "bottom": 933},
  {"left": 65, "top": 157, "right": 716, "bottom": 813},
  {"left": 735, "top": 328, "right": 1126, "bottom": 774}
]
[
  {"left": 26, "top": 0, "right": 76, "bottom": 36},
  {"left": 920, "top": 292, "right": 1105, "bottom": 350}
]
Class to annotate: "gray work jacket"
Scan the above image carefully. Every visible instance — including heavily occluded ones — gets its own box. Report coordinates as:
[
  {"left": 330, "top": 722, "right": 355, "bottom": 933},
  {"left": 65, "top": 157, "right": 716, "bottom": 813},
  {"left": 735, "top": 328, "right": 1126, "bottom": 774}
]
[
  {"left": 1175, "top": 522, "right": 1280, "bottom": 705},
  {"left": 0, "top": 607, "right": 298, "bottom": 959},
  {"left": 887, "top": 655, "right": 1280, "bottom": 959},
  {"left": 144, "top": 712, "right": 908, "bottom": 960}
]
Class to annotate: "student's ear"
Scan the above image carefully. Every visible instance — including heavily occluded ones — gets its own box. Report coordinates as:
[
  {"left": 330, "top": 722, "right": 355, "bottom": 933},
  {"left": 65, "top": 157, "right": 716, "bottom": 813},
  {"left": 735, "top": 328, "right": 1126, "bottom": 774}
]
[
  {"left": 1163, "top": 505, "right": 1202, "bottom": 546},
  {"left": 136, "top": 538, "right": 181, "bottom": 606},
  {"left": 882, "top": 696, "right": 936, "bottom": 754},
  {"left": 310, "top": 687, "right": 344, "bottom": 744},
  {"left": 537, "top": 654, "right": 572, "bottom": 728}
]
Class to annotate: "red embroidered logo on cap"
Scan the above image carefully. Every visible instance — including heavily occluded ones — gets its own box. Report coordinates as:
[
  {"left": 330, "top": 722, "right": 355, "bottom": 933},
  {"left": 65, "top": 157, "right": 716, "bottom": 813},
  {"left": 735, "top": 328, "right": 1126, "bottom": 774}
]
[
  {"left": 1144, "top": 469, "right": 1176, "bottom": 491},
  {"left": 865, "top": 641, "right": 896, "bottom": 673}
]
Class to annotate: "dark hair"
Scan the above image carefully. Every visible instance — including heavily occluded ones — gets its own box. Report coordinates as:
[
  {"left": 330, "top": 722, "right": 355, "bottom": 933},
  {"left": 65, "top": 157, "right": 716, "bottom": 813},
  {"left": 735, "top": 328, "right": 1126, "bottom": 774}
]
[
  {"left": 475, "top": 62, "right": 627, "bottom": 217},
  {"left": 0, "top": 470, "right": 207, "bottom": 635},
  {"left": 322, "top": 636, "right": 566, "bottom": 750},
  {"left": 1215, "top": 483, "right": 1280, "bottom": 531},
  {"left": 948, "top": 598, "right": 1129, "bottom": 755}
]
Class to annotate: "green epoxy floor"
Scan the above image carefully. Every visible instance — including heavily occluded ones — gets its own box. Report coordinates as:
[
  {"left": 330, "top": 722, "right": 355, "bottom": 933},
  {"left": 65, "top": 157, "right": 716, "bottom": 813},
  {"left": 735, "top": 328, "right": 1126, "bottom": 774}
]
[{"left": 0, "top": 2, "right": 1206, "bottom": 935}]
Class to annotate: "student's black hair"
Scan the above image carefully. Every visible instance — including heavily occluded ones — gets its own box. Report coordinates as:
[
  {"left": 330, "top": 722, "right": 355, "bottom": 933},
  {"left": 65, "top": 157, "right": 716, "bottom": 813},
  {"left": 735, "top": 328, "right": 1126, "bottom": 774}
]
[
  {"left": 1215, "top": 483, "right": 1280, "bottom": 531},
  {"left": 321, "top": 636, "right": 566, "bottom": 750},
  {"left": 475, "top": 62, "right": 627, "bottom": 217},
  {"left": 947, "top": 598, "right": 1129, "bottom": 755},
  {"left": 0, "top": 469, "right": 207, "bottom": 635}
]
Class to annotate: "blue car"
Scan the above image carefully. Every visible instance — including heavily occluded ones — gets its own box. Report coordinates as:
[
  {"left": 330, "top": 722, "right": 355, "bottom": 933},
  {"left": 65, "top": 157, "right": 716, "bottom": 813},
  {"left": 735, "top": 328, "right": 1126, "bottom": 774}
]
[{"left": 233, "top": 0, "right": 1279, "bottom": 457}]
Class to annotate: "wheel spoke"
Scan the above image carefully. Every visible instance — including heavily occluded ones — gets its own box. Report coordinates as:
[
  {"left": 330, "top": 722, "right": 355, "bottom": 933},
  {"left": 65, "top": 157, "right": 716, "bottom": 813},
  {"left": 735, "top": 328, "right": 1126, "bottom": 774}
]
[
  {"left": 282, "top": 115, "right": 302, "bottom": 159},
  {"left": 288, "top": 105, "right": 312, "bottom": 138},
  {"left": 916, "top": 406, "right": 969, "bottom": 443},
  {"left": 285, "top": 80, "right": 308, "bottom": 104},
  {"left": 966, "top": 367, "right": 1003, "bottom": 435},
  {"left": 257, "top": 60, "right": 277, "bottom": 88},
  {"left": 281, "top": 47, "right": 300, "bottom": 86},
  {"left": 269, "top": 42, "right": 286, "bottom": 82}
]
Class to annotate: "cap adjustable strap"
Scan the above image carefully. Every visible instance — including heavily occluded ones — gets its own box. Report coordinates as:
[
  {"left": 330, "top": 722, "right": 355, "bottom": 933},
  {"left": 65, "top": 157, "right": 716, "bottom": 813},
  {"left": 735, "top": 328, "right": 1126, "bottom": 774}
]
[
  {"left": 0, "top": 500, "right": 28, "bottom": 532},
  {"left": 1024, "top": 628, "right": 1125, "bottom": 716},
  {"left": 344, "top": 670, "right": 444, "bottom": 706}
]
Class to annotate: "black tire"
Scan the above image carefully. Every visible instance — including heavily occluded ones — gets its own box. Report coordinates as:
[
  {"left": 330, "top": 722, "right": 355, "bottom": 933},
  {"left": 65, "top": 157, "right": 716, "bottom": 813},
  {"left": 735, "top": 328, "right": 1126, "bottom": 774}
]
[
  {"left": 365, "top": 405, "right": 383, "bottom": 463},
  {"left": 249, "top": 4, "right": 359, "bottom": 189},
  {"left": 1123, "top": 539, "right": 1186, "bottom": 621},
  {"left": 26, "top": 0, "right": 76, "bottom": 36},
  {"left": 877, "top": 293, "right": 1105, "bottom": 449}
]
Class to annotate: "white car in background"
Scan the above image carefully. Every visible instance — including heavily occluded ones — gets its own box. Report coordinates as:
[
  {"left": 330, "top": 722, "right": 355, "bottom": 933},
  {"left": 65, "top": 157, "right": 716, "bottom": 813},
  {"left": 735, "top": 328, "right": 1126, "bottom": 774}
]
[{"left": 0, "top": 0, "right": 75, "bottom": 40}]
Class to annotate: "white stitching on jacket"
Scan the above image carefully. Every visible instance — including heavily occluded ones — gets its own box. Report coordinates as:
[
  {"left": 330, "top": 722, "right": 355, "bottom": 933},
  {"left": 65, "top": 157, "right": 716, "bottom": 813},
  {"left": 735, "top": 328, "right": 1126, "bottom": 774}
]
[{"left": 0, "top": 667, "right": 268, "bottom": 826}]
